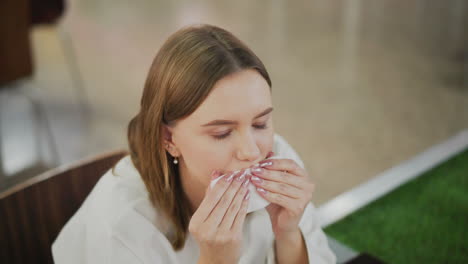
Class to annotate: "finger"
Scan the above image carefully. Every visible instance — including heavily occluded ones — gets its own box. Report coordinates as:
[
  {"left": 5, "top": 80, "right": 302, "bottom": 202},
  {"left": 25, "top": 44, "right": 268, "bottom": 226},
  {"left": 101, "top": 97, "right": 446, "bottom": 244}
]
[
  {"left": 230, "top": 189, "right": 250, "bottom": 233},
  {"left": 255, "top": 187, "right": 305, "bottom": 216},
  {"left": 205, "top": 170, "right": 249, "bottom": 227},
  {"left": 192, "top": 170, "right": 238, "bottom": 225},
  {"left": 251, "top": 175, "right": 303, "bottom": 199},
  {"left": 204, "top": 170, "right": 221, "bottom": 193},
  {"left": 218, "top": 177, "right": 250, "bottom": 232},
  {"left": 259, "top": 158, "right": 306, "bottom": 177},
  {"left": 251, "top": 167, "right": 304, "bottom": 189}
]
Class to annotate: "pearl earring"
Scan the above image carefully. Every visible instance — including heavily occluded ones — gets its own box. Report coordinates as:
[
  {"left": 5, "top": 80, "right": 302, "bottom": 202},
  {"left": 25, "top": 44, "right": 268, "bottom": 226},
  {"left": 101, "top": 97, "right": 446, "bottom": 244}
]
[{"left": 173, "top": 157, "right": 178, "bottom": 164}]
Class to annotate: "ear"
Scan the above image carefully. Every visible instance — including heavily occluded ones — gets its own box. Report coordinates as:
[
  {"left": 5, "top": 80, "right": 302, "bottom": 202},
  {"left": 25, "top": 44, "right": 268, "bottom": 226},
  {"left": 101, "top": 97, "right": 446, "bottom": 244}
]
[{"left": 161, "top": 124, "right": 180, "bottom": 157}]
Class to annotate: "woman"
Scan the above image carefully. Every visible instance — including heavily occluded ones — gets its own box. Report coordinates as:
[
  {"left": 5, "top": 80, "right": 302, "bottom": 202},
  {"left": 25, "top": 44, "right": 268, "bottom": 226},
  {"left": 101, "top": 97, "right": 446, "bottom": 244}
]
[{"left": 52, "top": 24, "right": 336, "bottom": 264}]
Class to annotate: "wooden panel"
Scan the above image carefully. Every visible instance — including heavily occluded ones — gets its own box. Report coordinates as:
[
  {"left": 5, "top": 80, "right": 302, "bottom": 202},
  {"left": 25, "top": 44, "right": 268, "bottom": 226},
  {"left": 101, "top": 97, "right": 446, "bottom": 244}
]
[{"left": 0, "top": 150, "right": 128, "bottom": 264}]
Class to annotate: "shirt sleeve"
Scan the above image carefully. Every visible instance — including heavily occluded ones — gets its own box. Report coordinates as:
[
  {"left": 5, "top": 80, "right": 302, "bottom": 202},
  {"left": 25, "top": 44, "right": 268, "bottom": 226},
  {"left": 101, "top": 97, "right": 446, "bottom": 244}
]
[{"left": 265, "top": 134, "right": 337, "bottom": 264}]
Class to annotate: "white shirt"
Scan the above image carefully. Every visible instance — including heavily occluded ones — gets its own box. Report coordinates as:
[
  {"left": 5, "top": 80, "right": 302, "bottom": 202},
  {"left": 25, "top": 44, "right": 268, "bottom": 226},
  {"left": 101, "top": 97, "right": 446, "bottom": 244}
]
[{"left": 52, "top": 133, "right": 337, "bottom": 264}]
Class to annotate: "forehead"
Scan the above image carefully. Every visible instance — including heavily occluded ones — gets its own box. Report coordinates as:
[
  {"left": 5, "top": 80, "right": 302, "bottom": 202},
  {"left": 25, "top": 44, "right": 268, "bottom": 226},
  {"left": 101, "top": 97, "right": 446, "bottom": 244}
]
[{"left": 188, "top": 69, "right": 272, "bottom": 124}]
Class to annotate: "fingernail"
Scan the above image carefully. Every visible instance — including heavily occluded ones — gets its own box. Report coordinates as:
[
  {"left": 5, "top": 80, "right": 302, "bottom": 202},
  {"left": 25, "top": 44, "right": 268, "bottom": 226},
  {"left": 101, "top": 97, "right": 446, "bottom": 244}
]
[
  {"left": 225, "top": 171, "right": 236, "bottom": 182},
  {"left": 242, "top": 178, "right": 250, "bottom": 188},
  {"left": 237, "top": 170, "right": 248, "bottom": 182},
  {"left": 267, "top": 151, "right": 275, "bottom": 158},
  {"left": 251, "top": 167, "right": 264, "bottom": 175},
  {"left": 259, "top": 161, "right": 273, "bottom": 168},
  {"left": 257, "top": 187, "right": 267, "bottom": 195},
  {"left": 251, "top": 176, "right": 263, "bottom": 184},
  {"left": 211, "top": 170, "right": 220, "bottom": 179},
  {"left": 244, "top": 190, "right": 251, "bottom": 200}
]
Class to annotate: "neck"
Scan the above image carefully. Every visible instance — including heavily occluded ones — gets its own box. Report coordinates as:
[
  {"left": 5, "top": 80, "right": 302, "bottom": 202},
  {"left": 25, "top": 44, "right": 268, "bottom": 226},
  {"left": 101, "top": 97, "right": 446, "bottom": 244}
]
[{"left": 179, "top": 160, "right": 206, "bottom": 216}]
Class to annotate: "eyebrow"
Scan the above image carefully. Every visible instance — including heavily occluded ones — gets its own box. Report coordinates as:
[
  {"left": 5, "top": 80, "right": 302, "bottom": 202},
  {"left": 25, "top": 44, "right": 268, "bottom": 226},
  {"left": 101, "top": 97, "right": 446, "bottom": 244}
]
[{"left": 201, "top": 107, "right": 274, "bottom": 127}]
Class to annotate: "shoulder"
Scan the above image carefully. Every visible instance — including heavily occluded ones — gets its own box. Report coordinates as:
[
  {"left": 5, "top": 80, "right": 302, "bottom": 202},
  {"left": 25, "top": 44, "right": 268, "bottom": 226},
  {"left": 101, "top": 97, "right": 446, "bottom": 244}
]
[
  {"left": 53, "top": 155, "right": 174, "bottom": 262},
  {"left": 84, "top": 155, "right": 171, "bottom": 233},
  {"left": 79, "top": 155, "right": 149, "bottom": 225},
  {"left": 273, "top": 133, "right": 305, "bottom": 169}
]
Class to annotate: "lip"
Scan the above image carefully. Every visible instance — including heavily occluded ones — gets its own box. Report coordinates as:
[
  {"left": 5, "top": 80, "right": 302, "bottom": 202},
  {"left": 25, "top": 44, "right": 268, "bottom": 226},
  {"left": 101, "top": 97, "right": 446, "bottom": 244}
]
[{"left": 219, "top": 159, "right": 269, "bottom": 176}]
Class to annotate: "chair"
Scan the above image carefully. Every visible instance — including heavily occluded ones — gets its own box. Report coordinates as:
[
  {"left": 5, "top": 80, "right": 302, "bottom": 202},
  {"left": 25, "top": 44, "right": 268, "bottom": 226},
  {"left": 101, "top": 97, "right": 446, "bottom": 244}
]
[
  {"left": 1, "top": 0, "right": 89, "bottom": 187},
  {"left": 0, "top": 149, "right": 128, "bottom": 264}
]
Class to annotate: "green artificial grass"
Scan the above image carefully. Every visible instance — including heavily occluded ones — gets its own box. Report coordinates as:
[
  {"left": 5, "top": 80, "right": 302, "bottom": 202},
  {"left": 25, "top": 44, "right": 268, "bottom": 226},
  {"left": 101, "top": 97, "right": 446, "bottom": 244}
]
[{"left": 324, "top": 148, "right": 468, "bottom": 264}]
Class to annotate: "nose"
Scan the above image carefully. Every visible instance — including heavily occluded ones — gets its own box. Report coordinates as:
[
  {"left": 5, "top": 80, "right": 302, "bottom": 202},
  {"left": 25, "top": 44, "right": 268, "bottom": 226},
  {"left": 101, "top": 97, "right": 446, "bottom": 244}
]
[{"left": 236, "top": 131, "right": 261, "bottom": 164}]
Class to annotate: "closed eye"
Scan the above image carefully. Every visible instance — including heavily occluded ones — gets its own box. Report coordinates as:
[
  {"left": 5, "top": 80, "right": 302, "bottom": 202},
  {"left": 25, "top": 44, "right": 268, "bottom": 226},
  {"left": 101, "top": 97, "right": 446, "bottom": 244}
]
[{"left": 213, "top": 123, "right": 268, "bottom": 141}]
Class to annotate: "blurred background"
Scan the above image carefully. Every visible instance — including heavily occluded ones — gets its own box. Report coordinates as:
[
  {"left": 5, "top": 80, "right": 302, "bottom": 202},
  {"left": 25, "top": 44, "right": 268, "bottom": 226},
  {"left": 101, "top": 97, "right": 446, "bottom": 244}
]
[
  {"left": 2, "top": 0, "right": 467, "bottom": 204},
  {"left": 1, "top": 0, "right": 467, "bottom": 263}
]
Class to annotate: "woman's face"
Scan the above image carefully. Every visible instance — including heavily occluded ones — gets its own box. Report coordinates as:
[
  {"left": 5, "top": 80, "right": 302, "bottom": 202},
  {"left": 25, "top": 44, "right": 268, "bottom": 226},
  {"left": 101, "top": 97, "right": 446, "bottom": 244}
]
[{"left": 167, "top": 69, "right": 274, "bottom": 188}]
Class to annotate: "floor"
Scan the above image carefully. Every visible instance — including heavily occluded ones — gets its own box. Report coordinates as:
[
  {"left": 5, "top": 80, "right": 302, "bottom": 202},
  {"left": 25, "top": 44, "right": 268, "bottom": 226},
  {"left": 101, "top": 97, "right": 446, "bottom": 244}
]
[{"left": 1, "top": 0, "right": 467, "bottom": 206}]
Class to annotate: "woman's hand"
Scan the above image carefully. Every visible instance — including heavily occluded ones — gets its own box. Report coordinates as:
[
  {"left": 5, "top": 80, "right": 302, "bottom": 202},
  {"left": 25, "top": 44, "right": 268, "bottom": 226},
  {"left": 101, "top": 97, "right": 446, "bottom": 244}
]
[
  {"left": 250, "top": 158, "right": 315, "bottom": 238},
  {"left": 189, "top": 169, "right": 251, "bottom": 264}
]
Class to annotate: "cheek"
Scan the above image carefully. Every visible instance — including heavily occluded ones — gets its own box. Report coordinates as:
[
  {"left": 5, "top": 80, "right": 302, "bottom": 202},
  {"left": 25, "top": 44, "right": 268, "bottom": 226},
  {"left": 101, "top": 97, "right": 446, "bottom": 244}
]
[
  {"left": 180, "top": 137, "right": 231, "bottom": 184},
  {"left": 257, "top": 127, "right": 274, "bottom": 157},
  {"left": 179, "top": 127, "right": 275, "bottom": 185}
]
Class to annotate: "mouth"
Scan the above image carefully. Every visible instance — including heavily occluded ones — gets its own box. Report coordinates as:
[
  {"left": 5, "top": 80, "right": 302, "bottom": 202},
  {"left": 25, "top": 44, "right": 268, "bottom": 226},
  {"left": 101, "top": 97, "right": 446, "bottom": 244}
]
[{"left": 218, "top": 155, "right": 271, "bottom": 176}]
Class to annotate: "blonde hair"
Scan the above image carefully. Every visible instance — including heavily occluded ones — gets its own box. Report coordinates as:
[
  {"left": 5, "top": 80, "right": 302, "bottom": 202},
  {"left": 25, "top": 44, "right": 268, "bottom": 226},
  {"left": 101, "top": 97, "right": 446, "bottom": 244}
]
[{"left": 127, "top": 24, "right": 271, "bottom": 250}]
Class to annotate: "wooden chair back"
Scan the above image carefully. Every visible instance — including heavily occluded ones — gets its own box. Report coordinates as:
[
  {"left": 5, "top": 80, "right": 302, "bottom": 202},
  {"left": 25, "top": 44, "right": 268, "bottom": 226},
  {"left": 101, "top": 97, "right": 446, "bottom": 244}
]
[{"left": 0, "top": 150, "right": 128, "bottom": 264}]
